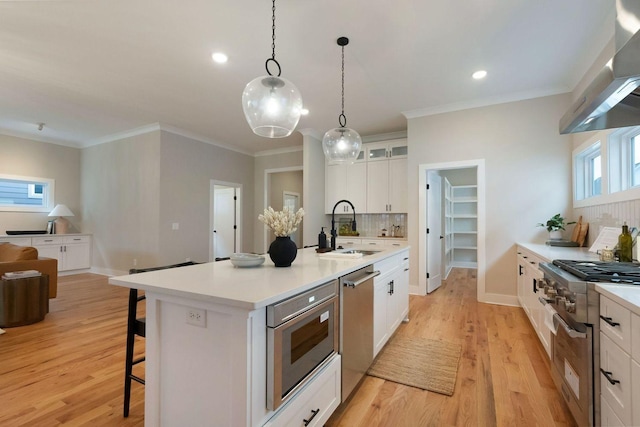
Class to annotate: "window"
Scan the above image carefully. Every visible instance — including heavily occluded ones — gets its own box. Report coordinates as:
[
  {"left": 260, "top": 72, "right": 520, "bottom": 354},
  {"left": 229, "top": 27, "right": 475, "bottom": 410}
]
[
  {"left": 0, "top": 174, "right": 55, "bottom": 212},
  {"left": 574, "top": 141, "right": 601, "bottom": 200},
  {"left": 632, "top": 134, "right": 640, "bottom": 186},
  {"left": 574, "top": 125, "right": 640, "bottom": 208}
]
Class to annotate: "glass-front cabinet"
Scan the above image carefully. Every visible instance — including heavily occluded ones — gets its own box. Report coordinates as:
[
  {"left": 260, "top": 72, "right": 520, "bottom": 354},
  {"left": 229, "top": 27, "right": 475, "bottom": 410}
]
[{"left": 365, "top": 139, "right": 408, "bottom": 161}]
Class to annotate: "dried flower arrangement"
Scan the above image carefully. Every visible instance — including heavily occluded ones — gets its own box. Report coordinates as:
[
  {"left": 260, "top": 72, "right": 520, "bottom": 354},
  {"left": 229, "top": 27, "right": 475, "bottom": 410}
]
[{"left": 258, "top": 206, "right": 305, "bottom": 237}]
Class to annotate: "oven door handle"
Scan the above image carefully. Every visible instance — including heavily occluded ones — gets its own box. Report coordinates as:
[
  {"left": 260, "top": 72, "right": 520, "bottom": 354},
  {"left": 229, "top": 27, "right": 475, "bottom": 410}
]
[
  {"left": 343, "top": 270, "right": 380, "bottom": 288},
  {"left": 552, "top": 313, "right": 587, "bottom": 339}
]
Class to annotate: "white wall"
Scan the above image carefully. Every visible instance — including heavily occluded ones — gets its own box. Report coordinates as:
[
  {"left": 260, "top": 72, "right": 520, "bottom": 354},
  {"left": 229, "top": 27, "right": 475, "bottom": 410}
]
[
  {"left": 0, "top": 135, "right": 81, "bottom": 232},
  {"left": 302, "top": 132, "right": 325, "bottom": 248},
  {"left": 408, "top": 94, "right": 573, "bottom": 298}
]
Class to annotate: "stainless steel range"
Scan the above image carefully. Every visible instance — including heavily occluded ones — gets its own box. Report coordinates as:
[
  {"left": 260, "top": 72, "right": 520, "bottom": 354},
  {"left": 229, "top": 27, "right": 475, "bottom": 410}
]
[
  {"left": 539, "top": 259, "right": 640, "bottom": 426},
  {"left": 539, "top": 260, "right": 601, "bottom": 427}
]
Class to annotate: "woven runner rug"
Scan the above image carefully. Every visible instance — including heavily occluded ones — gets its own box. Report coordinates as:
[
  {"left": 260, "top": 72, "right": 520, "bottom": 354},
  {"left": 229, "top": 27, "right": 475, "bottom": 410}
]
[{"left": 367, "top": 335, "right": 462, "bottom": 396}]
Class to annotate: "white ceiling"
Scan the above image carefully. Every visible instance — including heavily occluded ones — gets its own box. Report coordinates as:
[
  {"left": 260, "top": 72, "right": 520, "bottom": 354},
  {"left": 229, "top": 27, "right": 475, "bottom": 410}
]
[{"left": 0, "top": 0, "right": 614, "bottom": 154}]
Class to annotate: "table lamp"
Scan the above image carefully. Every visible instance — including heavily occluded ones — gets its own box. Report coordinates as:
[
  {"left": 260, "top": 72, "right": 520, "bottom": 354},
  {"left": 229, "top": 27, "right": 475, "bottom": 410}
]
[{"left": 48, "top": 204, "right": 75, "bottom": 234}]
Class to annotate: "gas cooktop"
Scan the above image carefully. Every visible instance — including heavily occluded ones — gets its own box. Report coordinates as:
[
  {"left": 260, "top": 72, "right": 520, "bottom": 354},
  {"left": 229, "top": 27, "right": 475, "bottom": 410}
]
[{"left": 553, "top": 259, "right": 640, "bottom": 284}]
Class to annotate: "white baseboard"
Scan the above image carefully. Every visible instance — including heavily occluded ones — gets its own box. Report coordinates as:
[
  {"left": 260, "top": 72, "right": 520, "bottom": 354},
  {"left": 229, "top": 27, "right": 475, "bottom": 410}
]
[
  {"left": 480, "top": 292, "right": 520, "bottom": 307},
  {"left": 88, "top": 267, "right": 128, "bottom": 277}
]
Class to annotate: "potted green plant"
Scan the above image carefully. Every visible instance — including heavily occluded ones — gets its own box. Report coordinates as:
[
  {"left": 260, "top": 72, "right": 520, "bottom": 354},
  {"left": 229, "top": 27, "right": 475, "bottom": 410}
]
[{"left": 538, "top": 213, "right": 576, "bottom": 240}]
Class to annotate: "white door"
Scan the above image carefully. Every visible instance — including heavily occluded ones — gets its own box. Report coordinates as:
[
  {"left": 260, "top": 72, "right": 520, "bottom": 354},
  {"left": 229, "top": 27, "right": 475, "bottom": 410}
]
[
  {"left": 213, "top": 186, "right": 236, "bottom": 259},
  {"left": 283, "top": 191, "right": 301, "bottom": 248},
  {"left": 427, "top": 171, "right": 443, "bottom": 293}
]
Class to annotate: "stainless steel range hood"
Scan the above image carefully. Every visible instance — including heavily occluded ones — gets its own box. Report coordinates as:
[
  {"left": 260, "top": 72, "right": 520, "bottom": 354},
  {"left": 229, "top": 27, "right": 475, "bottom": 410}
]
[{"left": 560, "top": 0, "right": 640, "bottom": 134}]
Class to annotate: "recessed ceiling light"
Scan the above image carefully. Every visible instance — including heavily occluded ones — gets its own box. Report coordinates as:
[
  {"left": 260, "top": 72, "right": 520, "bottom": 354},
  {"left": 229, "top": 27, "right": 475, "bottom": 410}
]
[
  {"left": 212, "top": 52, "right": 228, "bottom": 64},
  {"left": 472, "top": 70, "right": 487, "bottom": 80},
  {"left": 300, "top": 108, "right": 309, "bottom": 116}
]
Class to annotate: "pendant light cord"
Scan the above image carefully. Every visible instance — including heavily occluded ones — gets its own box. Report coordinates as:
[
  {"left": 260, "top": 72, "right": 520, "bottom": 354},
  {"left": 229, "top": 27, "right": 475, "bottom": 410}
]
[
  {"left": 271, "top": 0, "right": 276, "bottom": 61},
  {"left": 265, "top": 0, "right": 281, "bottom": 77},
  {"left": 339, "top": 43, "right": 347, "bottom": 128}
]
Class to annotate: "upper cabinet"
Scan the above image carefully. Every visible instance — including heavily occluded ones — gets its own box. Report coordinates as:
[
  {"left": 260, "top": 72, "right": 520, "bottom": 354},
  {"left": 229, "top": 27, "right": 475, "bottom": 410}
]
[
  {"left": 325, "top": 138, "right": 408, "bottom": 215},
  {"left": 366, "top": 139, "right": 407, "bottom": 213},
  {"left": 325, "top": 152, "right": 367, "bottom": 214},
  {"left": 365, "top": 139, "right": 408, "bottom": 161}
]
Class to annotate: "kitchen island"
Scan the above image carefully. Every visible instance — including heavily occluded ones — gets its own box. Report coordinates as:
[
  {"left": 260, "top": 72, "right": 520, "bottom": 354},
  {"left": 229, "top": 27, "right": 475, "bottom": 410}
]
[{"left": 109, "top": 245, "right": 409, "bottom": 427}]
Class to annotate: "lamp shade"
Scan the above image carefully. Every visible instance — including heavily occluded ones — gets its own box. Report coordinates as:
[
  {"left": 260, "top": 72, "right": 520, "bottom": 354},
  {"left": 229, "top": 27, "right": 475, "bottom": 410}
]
[
  {"left": 242, "top": 75, "right": 303, "bottom": 138},
  {"left": 48, "top": 204, "right": 75, "bottom": 217},
  {"left": 322, "top": 127, "right": 363, "bottom": 164}
]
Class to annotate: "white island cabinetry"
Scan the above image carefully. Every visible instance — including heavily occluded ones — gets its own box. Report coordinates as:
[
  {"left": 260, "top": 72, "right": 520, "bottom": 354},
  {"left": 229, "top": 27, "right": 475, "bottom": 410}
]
[
  {"left": 373, "top": 249, "right": 410, "bottom": 357},
  {"left": 110, "top": 245, "right": 409, "bottom": 427}
]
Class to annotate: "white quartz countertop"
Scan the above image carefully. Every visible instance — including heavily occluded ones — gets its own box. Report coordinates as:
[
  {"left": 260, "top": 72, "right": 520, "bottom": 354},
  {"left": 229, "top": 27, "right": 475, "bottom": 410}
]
[
  {"left": 109, "top": 245, "right": 409, "bottom": 310},
  {"left": 517, "top": 242, "right": 600, "bottom": 263},
  {"left": 518, "top": 243, "right": 640, "bottom": 316},
  {"left": 595, "top": 284, "right": 640, "bottom": 316}
]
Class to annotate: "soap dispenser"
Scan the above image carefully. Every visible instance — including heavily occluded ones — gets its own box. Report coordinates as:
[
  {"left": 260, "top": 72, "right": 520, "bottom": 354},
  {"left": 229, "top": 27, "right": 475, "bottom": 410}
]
[{"left": 318, "top": 227, "right": 327, "bottom": 249}]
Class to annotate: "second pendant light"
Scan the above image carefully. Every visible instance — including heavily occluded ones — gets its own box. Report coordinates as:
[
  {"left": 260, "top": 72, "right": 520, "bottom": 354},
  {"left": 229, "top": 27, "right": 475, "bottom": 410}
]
[{"left": 322, "top": 37, "right": 362, "bottom": 165}]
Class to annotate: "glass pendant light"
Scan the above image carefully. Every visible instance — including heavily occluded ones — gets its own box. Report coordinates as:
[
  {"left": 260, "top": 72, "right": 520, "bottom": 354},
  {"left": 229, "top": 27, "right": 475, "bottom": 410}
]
[
  {"left": 242, "top": 0, "right": 302, "bottom": 138},
  {"left": 322, "top": 37, "right": 362, "bottom": 164}
]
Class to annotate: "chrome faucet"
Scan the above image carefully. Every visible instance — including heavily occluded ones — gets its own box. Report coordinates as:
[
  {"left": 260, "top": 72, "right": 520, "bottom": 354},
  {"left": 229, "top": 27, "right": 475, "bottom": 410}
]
[{"left": 331, "top": 199, "right": 357, "bottom": 250}]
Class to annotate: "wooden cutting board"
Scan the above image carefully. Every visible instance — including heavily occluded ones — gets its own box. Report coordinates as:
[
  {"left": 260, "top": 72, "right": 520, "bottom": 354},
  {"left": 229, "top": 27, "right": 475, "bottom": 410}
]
[
  {"left": 571, "top": 216, "right": 582, "bottom": 242},
  {"left": 577, "top": 222, "right": 589, "bottom": 247}
]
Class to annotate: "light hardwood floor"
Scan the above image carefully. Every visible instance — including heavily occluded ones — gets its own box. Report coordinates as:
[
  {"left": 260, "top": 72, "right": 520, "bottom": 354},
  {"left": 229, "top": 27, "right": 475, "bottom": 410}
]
[
  {"left": 0, "top": 270, "right": 576, "bottom": 426},
  {"left": 326, "top": 268, "right": 577, "bottom": 427}
]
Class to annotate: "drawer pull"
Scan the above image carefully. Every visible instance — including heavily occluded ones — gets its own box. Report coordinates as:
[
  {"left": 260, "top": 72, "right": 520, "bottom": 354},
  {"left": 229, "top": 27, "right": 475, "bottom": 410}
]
[
  {"left": 303, "top": 408, "right": 320, "bottom": 426},
  {"left": 600, "top": 369, "right": 621, "bottom": 385},
  {"left": 600, "top": 315, "right": 620, "bottom": 327}
]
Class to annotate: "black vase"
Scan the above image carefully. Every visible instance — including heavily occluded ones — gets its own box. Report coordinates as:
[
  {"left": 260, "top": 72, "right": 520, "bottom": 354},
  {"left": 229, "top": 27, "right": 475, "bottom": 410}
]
[{"left": 268, "top": 236, "right": 298, "bottom": 267}]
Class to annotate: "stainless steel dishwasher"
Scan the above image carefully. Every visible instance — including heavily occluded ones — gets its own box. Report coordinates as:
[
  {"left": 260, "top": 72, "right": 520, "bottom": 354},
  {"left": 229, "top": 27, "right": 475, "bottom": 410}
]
[{"left": 340, "top": 265, "right": 380, "bottom": 402}]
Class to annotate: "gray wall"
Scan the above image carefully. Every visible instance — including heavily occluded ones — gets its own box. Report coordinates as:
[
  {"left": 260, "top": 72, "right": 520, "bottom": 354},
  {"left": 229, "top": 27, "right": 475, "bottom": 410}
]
[
  {"left": 81, "top": 131, "right": 162, "bottom": 273},
  {"left": 267, "top": 170, "right": 303, "bottom": 244},
  {"left": 408, "top": 94, "right": 574, "bottom": 297},
  {"left": 0, "top": 135, "right": 81, "bottom": 232},
  {"left": 159, "top": 131, "right": 254, "bottom": 264},
  {"left": 253, "top": 150, "right": 303, "bottom": 253},
  {"left": 82, "top": 130, "right": 254, "bottom": 274}
]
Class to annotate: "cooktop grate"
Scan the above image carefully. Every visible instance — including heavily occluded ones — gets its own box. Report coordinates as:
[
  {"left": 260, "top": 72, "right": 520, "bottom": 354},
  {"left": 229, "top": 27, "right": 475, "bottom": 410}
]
[{"left": 552, "top": 259, "right": 640, "bottom": 284}]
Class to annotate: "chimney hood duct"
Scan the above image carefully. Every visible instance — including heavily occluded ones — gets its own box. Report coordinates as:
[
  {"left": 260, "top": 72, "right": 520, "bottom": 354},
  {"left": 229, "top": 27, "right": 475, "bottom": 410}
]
[{"left": 560, "top": 0, "right": 640, "bottom": 134}]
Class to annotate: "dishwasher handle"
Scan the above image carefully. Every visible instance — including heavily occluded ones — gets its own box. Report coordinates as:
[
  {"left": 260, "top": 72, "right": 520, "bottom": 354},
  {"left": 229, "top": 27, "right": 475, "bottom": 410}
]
[{"left": 343, "top": 270, "right": 380, "bottom": 288}]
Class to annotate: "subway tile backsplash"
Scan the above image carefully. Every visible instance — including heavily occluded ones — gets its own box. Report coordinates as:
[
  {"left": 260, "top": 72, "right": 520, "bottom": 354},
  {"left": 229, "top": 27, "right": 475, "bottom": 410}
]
[
  {"left": 574, "top": 200, "right": 640, "bottom": 246},
  {"left": 328, "top": 213, "right": 407, "bottom": 239}
]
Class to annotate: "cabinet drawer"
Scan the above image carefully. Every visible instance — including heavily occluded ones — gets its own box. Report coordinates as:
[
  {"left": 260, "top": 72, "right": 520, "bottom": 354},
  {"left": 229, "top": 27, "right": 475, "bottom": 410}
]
[
  {"left": 32, "top": 236, "right": 64, "bottom": 245},
  {"left": 374, "top": 253, "right": 401, "bottom": 277},
  {"left": 335, "top": 238, "right": 361, "bottom": 247},
  {"left": 265, "top": 354, "right": 341, "bottom": 427},
  {"left": 63, "top": 235, "right": 90, "bottom": 244},
  {"left": 601, "top": 395, "right": 625, "bottom": 427},
  {"left": 600, "top": 295, "right": 632, "bottom": 353},
  {"left": 360, "top": 239, "right": 386, "bottom": 247},
  {"left": 600, "top": 332, "right": 632, "bottom": 426},
  {"left": 633, "top": 360, "right": 640, "bottom": 427},
  {"left": 632, "top": 313, "right": 640, "bottom": 361},
  {"left": 0, "top": 237, "right": 32, "bottom": 246}
]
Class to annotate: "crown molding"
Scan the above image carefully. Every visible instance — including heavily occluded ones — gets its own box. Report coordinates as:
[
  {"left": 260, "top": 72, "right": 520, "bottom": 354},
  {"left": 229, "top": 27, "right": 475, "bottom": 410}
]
[{"left": 402, "top": 87, "right": 568, "bottom": 119}]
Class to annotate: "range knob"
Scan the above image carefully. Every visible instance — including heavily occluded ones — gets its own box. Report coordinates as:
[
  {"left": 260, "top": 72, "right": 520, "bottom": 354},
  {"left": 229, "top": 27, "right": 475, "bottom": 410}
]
[
  {"left": 564, "top": 301, "right": 576, "bottom": 313},
  {"left": 546, "top": 288, "right": 558, "bottom": 297}
]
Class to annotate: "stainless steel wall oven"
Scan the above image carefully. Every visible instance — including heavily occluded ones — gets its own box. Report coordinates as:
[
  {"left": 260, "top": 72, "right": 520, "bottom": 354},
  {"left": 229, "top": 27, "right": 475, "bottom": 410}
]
[{"left": 266, "top": 279, "right": 339, "bottom": 410}]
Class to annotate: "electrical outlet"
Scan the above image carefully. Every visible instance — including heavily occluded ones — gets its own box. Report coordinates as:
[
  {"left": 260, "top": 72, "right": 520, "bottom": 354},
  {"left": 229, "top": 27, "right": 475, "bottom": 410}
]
[
  {"left": 186, "top": 307, "right": 206, "bottom": 327},
  {"left": 133, "top": 258, "right": 137, "bottom": 267}
]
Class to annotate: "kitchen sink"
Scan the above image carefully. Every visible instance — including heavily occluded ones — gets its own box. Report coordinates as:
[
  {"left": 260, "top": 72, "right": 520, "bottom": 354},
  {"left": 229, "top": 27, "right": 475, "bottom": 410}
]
[
  {"left": 337, "top": 249, "right": 382, "bottom": 256},
  {"left": 317, "top": 248, "right": 383, "bottom": 259}
]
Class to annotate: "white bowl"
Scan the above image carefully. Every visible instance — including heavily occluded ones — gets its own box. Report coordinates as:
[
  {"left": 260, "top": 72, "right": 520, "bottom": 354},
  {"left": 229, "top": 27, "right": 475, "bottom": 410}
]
[{"left": 230, "top": 253, "right": 265, "bottom": 268}]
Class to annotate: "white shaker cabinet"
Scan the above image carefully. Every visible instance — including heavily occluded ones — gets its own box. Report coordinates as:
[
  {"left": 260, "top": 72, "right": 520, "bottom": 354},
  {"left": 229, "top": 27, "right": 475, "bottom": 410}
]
[
  {"left": 599, "top": 295, "right": 639, "bottom": 426},
  {"left": 325, "top": 161, "right": 367, "bottom": 214},
  {"left": 366, "top": 158, "right": 407, "bottom": 213},
  {"left": 515, "top": 245, "right": 551, "bottom": 358},
  {"left": 373, "top": 249, "right": 410, "bottom": 357},
  {"left": 32, "top": 235, "right": 91, "bottom": 272}
]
